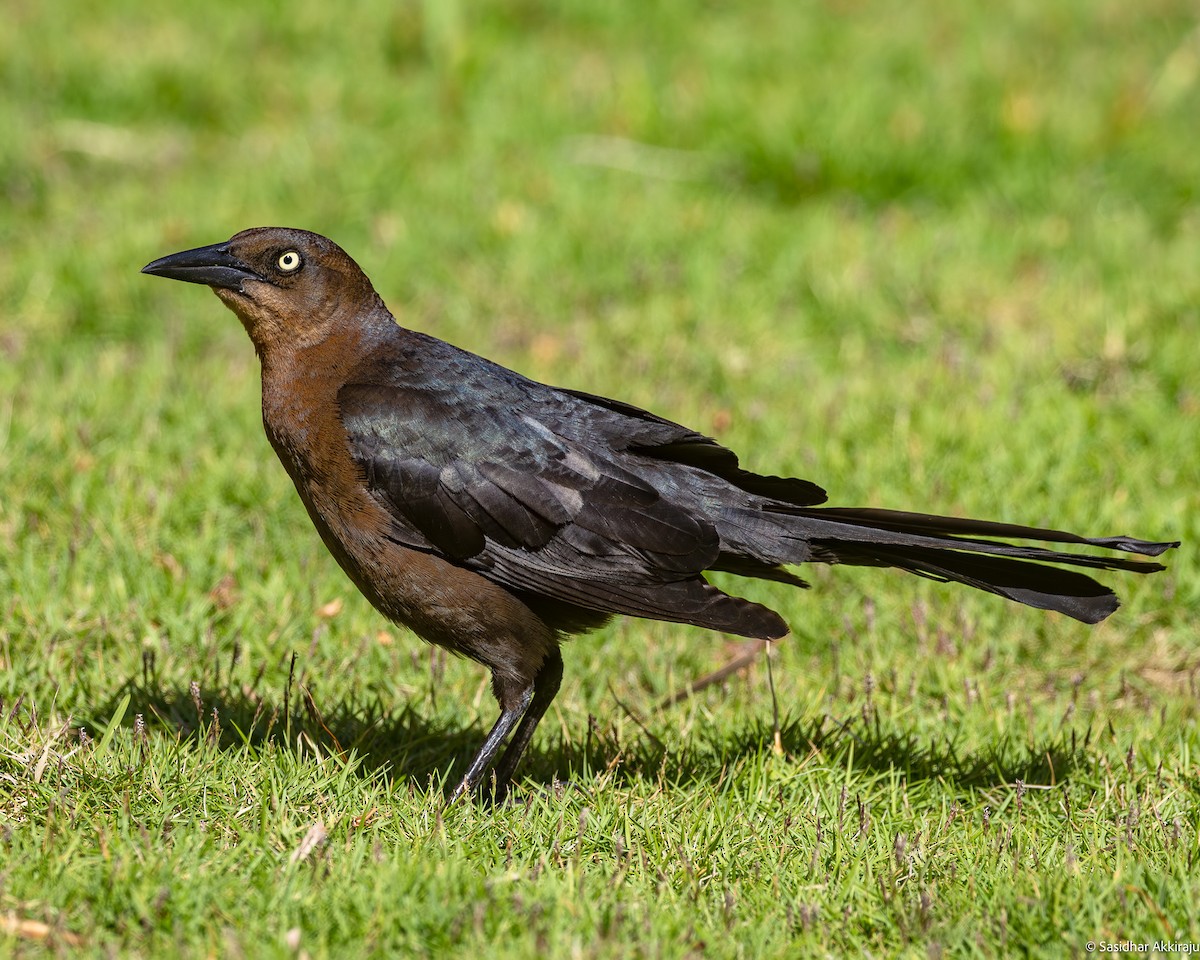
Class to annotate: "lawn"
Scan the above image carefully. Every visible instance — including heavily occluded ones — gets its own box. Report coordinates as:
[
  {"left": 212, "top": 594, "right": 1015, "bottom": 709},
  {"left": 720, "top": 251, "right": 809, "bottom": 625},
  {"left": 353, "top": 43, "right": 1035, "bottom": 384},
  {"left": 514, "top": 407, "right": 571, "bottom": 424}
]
[{"left": 1, "top": 0, "right": 1198, "bottom": 956}]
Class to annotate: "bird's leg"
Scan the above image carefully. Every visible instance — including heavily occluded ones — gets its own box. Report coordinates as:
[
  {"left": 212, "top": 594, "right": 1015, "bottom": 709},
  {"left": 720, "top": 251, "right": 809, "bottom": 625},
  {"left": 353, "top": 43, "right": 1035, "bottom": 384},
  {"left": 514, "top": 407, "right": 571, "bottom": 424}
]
[
  {"left": 448, "top": 685, "right": 533, "bottom": 805},
  {"left": 489, "top": 646, "right": 564, "bottom": 803}
]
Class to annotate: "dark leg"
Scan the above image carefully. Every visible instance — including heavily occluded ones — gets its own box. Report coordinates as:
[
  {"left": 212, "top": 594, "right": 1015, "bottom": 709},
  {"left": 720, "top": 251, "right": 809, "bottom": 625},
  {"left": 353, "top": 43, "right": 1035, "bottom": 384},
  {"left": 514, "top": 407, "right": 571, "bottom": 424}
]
[
  {"left": 490, "top": 646, "right": 564, "bottom": 803},
  {"left": 447, "top": 686, "right": 533, "bottom": 805}
]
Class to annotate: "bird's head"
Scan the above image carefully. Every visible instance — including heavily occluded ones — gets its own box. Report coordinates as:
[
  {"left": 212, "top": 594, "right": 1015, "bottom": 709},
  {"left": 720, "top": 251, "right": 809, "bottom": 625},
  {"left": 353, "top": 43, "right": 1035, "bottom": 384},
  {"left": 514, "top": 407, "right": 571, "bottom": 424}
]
[{"left": 142, "top": 227, "right": 382, "bottom": 353}]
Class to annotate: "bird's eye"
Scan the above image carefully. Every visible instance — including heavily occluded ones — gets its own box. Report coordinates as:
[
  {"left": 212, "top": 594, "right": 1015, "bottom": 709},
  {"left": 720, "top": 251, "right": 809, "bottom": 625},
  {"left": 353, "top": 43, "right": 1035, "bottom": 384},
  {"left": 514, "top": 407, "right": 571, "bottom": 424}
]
[{"left": 277, "top": 250, "right": 302, "bottom": 273}]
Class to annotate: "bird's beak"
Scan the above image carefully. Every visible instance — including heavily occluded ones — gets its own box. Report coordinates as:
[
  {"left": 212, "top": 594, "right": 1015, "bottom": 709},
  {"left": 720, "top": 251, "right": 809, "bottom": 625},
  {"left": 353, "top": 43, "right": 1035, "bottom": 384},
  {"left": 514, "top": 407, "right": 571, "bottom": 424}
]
[{"left": 141, "top": 242, "right": 264, "bottom": 291}]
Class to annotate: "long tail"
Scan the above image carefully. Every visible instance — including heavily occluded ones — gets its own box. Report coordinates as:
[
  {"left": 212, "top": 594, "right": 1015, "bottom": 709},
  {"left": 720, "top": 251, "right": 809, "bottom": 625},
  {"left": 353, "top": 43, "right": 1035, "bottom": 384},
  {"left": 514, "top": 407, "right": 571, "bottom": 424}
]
[{"left": 780, "top": 507, "right": 1178, "bottom": 623}]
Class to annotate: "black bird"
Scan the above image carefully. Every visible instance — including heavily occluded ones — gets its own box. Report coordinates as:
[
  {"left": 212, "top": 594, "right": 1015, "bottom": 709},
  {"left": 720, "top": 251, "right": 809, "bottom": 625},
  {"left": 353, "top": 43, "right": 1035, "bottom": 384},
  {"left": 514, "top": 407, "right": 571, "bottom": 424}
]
[{"left": 142, "top": 227, "right": 1177, "bottom": 801}]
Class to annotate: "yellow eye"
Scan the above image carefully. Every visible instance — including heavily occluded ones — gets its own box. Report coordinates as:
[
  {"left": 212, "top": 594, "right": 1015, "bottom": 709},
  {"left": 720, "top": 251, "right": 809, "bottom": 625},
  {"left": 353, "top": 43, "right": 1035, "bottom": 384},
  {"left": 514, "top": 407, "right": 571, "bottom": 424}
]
[{"left": 277, "top": 250, "right": 302, "bottom": 272}]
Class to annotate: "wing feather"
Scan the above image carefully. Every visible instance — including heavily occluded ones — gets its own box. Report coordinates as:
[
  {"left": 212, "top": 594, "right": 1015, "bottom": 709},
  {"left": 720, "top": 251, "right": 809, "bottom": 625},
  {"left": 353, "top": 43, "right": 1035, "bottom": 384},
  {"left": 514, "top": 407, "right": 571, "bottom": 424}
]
[{"left": 338, "top": 380, "right": 720, "bottom": 594}]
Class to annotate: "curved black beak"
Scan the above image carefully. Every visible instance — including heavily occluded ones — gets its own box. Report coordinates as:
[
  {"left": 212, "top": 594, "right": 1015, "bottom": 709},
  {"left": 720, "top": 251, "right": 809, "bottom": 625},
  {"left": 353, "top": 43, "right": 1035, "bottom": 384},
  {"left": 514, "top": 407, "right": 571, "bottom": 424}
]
[{"left": 141, "top": 242, "right": 263, "bottom": 291}]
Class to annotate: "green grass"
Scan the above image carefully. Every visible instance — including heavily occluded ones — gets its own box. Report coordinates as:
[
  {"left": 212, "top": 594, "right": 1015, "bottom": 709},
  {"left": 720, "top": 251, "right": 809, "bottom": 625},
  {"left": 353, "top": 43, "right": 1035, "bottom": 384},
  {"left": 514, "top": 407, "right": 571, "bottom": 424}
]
[{"left": 2, "top": 0, "right": 1198, "bottom": 955}]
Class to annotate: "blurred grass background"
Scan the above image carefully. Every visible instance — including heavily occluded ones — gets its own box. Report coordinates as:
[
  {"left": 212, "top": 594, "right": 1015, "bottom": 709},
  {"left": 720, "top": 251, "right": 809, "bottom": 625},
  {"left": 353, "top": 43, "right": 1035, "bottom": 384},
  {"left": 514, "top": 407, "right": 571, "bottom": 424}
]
[{"left": 1, "top": 0, "right": 1197, "bottom": 956}]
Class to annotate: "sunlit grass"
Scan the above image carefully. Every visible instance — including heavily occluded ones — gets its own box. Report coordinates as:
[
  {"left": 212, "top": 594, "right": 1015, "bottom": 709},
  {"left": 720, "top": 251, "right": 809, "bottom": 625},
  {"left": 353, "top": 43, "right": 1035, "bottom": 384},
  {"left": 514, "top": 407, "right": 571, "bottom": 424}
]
[{"left": 1, "top": 0, "right": 1197, "bottom": 955}]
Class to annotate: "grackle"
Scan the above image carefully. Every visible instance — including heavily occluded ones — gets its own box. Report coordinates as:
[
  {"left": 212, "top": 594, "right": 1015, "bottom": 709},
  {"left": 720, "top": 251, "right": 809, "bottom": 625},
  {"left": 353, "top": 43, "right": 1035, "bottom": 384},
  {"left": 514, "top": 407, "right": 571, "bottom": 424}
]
[{"left": 143, "top": 227, "right": 1177, "bottom": 802}]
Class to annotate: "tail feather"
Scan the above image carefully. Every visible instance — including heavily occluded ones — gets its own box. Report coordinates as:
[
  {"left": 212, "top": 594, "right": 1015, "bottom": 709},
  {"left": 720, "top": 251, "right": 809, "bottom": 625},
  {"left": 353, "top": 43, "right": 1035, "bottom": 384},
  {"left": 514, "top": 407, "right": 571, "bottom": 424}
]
[
  {"left": 771, "top": 506, "right": 1178, "bottom": 624},
  {"left": 831, "top": 543, "right": 1120, "bottom": 623},
  {"left": 799, "top": 507, "right": 1177, "bottom": 557}
]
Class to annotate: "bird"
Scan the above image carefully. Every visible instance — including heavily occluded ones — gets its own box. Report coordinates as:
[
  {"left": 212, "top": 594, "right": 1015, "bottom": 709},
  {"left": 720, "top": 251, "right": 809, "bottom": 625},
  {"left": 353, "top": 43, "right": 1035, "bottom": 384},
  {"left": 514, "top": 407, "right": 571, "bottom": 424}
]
[{"left": 142, "top": 226, "right": 1178, "bottom": 802}]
